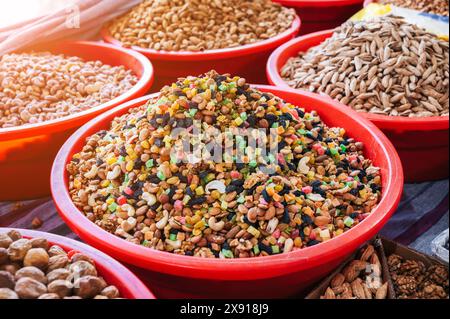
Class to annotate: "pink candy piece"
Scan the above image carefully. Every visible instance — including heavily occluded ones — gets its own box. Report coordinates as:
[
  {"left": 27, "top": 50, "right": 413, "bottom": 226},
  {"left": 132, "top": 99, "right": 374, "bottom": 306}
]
[
  {"left": 259, "top": 198, "right": 268, "bottom": 206},
  {"left": 277, "top": 154, "right": 286, "bottom": 165},
  {"left": 274, "top": 202, "right": 284, "bottom": 209},
  {"left": 313, "top": 143, "right": 325, "bottom": 156},
  {"left": 273, "top": 229, "right": 281, "bottom": 239},
  {"left": 124, "top": 187, "right": 133, "bottom": 196},
  {"left": 230, "top": 171, "right": 241, "bottom": 179},
  {"left": 291, "top": 229, "right": 300, "bottom": 239},
  {"left": 346, "top": 177, "right": 354, "bottom": 182},
  {"left": 309, "top": 231, "right": 317, "bottom": 240},
  {"left": 302, "top": 186, "right": 313, "bottom": 194},
  {"left": 174, "top": 200, "right": 184, "bottom": 212}
]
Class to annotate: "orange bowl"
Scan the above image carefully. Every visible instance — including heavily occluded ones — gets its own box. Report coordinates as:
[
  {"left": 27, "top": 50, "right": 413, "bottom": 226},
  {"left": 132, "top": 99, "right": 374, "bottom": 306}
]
[
  {"left": 1, "top": 228, "right": 156, "bottom": 299},
  {"left": 51, "top": 89, "right": 403, "bottom": 298},
  {"left": 267, "top": 31, "right": 449, "bottom": 182},
  {"left": 0, "top": 41, "right": 154, "bottom": 201}
]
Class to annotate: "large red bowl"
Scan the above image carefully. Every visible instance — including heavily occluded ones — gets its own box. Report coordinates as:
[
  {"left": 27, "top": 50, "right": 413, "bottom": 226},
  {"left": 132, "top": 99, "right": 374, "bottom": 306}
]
[
  {"left": 101, "top": 16, "right": 301, "bottom": 90},
  {"left": 51, "top": 87, "right": 403, "bottom": 299},
  {"left": 0, "top": 41, "right": 154, "bottom": 201},
  {"left": 0, "top": 228, "right": 155, "bottom": 299},
  {"left": 273, "top": 0, "right": 364, "bottom": 35},
  {"left": 267, "top": 31, "right": 450, "bottom": 182}
]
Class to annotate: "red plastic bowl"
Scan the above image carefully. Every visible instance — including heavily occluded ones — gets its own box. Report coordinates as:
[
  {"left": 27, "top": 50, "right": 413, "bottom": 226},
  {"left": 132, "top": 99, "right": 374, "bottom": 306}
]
[
  {"left": 0, "top": 228, "right": 155, "bottom": 299},
  {"left": 51, "top": 87, "right": 403, "bottom": 299},
  {"left": 267, "top": 31, "right": 450, "bottom": 182},
  {"left": 0, "top": 41, "right": 154, "bottom": 201},
  {"left": 273, "top": 0, "right": 363, "bottom": 35},
  {"left": 101, "top": 16, "right": 301, "bottom": 90}
]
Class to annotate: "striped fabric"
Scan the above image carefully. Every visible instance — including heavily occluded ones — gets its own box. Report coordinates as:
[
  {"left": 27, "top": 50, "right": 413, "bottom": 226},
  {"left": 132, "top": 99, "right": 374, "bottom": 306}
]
[{"left": 1, "top": 180, "right": 448, "bottom": 250}]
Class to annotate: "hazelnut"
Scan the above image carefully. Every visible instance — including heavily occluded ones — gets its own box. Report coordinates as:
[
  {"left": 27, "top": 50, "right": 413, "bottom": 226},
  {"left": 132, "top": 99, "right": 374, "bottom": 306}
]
[
  {"left": 0, "top": 263, "right": 20, "bottom": 275},
  {"left": 0, "top": 248, "right": 8, "bottom": 265},
  {"left": 0, "top": 234, "right": 13, "bottom": 249},
  {"left": 48, "top": 280, "right": 73, "bottom": 298},
  {"left": 48, "top": 245, "right": 67, "bottom": 257},
  {"left": 0, "top": 271, "right": 15, "bottom": 289},
  {"left": 69, "top": 260, "right": 98, "bottom": 278},
  {"left": 101, "top": 286, "right": 120, "bottom": 299},
  {"left": 30, "top": 238, "right": 48, "bottom": 250},
  {"left": 7, "top": 230, "right": 22, "bottom": 241},
  {"left": 15, "top": 277, "right": 47, "bottom": 299},
  {"left": 47, "top": 254, "right": 69, "bottom": 272},
  {"left": 47, "top": 268, "right": 70, "bottom": 283},
  {"left": 15, "top": 266, "right": 47, "bottom": 284},
  {"left": 74, "top": 276, "right": 107, "bottom": 299},
  {"left": 7, "top": 239, "right": 32, "bottom": 262},
  {"left": 70, "top": 253, "right": 95, "bottom": 265},
  {"left": 0, "top": 288, "right": 18, "bottom": 299},
  {"left": 23, "top": 248, "right": 49, "bottom": 270}
]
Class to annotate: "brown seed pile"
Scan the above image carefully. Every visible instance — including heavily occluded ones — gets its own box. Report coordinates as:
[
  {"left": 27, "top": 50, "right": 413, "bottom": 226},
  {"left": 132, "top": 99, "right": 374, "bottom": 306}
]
[
  {"left": 388, "top": 254, "right": 449, "bottom": 299},
  {"left": 0, "top": 52, "right": 138, "bottom": 129},
  {"left": 108, "top": 0, "right": 296, "bottom": 52},
  {"left": 321, "top": 244, "right": 389, "bottom": 299},
  {"left": 379, "top": 0, "right": 449, "bottom": 16},
  {"left": 281, "top": 16, "right": 449, "bottom": 118},
  {"left": 67, "top": 71, "right": 382, "bottom": 259},
  {"left": 0, "top": 230, "right": 121, "bottom": 299}
]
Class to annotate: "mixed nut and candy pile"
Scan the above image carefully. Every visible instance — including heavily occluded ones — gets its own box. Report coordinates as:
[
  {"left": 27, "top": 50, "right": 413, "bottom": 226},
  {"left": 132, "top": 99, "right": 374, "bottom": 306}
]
[
  {"left": 0, "top": 230, "right": 121, "bottom": 299},
  {"left": 67, "top": 71, "right": 382, "bottom": 259}
]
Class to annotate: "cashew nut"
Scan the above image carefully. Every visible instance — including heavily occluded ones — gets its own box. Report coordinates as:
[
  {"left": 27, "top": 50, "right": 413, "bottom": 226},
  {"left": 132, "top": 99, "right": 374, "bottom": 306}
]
[
  {"left": 156, "top": 211, "right": 169, "bottom": 230},
  {"left": 208, "top": 217, "right": 225, "bottom": 232},
  {"left": 266, "top": 217, "right": 279, "bottom": 234},
  {"left": 84, "top": 165, "right": 98, "bottom": 179},
  {"left": 142, "top": 192, "right": 157, "bottom": 206},
  {"left": 120, "top": 204, "right": 136, "bottom": 217},
  {"left": 283, "top": 238, "right": 294, "bottom": 253},
  {"left": 107, "top": 165, "right": 121, "bottom": 180},
  {"left": 165, "top": 239, "right": 182, "bottom": 250},
  {"left": 297, "top": 156, "right": 310, "bottom": 175}
]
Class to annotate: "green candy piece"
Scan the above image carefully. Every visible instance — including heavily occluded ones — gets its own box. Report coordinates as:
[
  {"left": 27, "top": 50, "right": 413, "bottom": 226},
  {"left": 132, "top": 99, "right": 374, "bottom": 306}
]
[
  {"left": 146, "top": 159, "right": 154, "bottom": 169},
  {"left": 222, "top": 249, "right": 234, "bottom": 258},
  {"left": 108, "top": 202, "right": 118, "bottom": 212},
  {"left": 170, "top": 234, "right": 177, "bottom": 241},
  {"left": 157, "top": 171, "right": 166, "bottom": 181},
  {"left": 271, "top": 246, "right": 280, "bottom": 254}
]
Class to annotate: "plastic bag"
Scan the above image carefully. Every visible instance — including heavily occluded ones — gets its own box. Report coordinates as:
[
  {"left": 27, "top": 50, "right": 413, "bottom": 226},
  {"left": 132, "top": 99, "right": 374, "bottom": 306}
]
[
  {"left": 351, "top": 3, "right": 449, "bottom": 40},
  {"left": 431, "top": 229, "right": 449, "bottom": 264},
  {"left": 0, "top": 0, "right": 142, "bottom": 56}
]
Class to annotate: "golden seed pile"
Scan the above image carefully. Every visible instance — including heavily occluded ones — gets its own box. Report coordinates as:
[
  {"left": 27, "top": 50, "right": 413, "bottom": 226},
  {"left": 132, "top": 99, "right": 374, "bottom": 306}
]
[
  {"left": 0, "top": 52, "right": 138, "bottom": 129},
  {"left": 108, "top": 0, "right": 296, "bottom": 52},
  {"left": 379, "top": 0, "right": 449, "bottom": 16},
  {"left": 281, "top": 17, "right": 449, "bottom": 117}
]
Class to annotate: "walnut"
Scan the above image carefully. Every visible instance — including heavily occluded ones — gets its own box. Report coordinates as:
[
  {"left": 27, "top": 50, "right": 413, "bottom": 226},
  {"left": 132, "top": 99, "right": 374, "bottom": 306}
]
[
  {"left": 420, "top": 284, "right": 447, "bottom": 299},
  {"left": 395, "top": 275, "right": 419, "bottom": 295},
  {"left": 399, "top": 259, "right": 426, "bottom": 277},
  {"left": 425, "top": 265, "right": 449, "bottom": 289},
  {"left": 387, "top": 254, "right": 403, "bottom": 272}
]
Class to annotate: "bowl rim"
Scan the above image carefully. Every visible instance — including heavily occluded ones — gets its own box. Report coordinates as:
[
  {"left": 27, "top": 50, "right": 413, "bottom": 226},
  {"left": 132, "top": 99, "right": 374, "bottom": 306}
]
[
  {"left": 0, "top": 40, "right": 154, "bottom": 141},
  {"left": 267, "top": 29, "right": 450, "bottom": 132},
  {"left": 0, "top": 227, "right": 156, "bottom": 299},
  {"left": 100, "top": 16, "right": 302, "bottom": 61},
  {"left": 51, "top": 86, "right": 404, "bottom": 280}
]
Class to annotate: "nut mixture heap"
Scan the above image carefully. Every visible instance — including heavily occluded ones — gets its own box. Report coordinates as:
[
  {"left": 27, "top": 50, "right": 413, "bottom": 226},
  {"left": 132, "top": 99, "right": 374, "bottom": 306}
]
[
  {"left": 379, "top": 0, "right": 449, "bottom": 16},
  {"left": 0, "top": 230, "right": 121, "bottom": 299},
  {"left": 321, "top": 244, "right": 389, "bottom": 299},
  {"left": 67, "top": 71, "right": 382, "bottom": 259},
  {"left": 108, "top": 0, "right": 296, "bottom": 52},
  {"left": 281, "top": 16, "right": 449, "bottom": 118},
  {"left": 388, "top": 254, "right": 449, "bottom": 299},
  {"left": 0, "top": 52, "right": 138, "bottom": 129}
]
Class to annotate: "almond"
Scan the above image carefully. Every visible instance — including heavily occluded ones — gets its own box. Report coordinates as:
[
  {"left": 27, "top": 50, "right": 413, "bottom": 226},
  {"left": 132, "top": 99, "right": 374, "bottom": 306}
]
[
  {"left": 331, "top": 273, "right": 345, "bottom": 288},
  {"left": 324, "top": 287, "right": 336, "bottom": 299},
  {"left": 351, "top": 279, "right": 366, "bottom": 299},
  {"left": 375, "top": 282, "right": 388, "bottom": 299},
  {"left": 363, "top": 283, "right": 373, "bottom": 299},
  {"left": 360, "top": 245, "right": 375, "bottom": 262}
]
